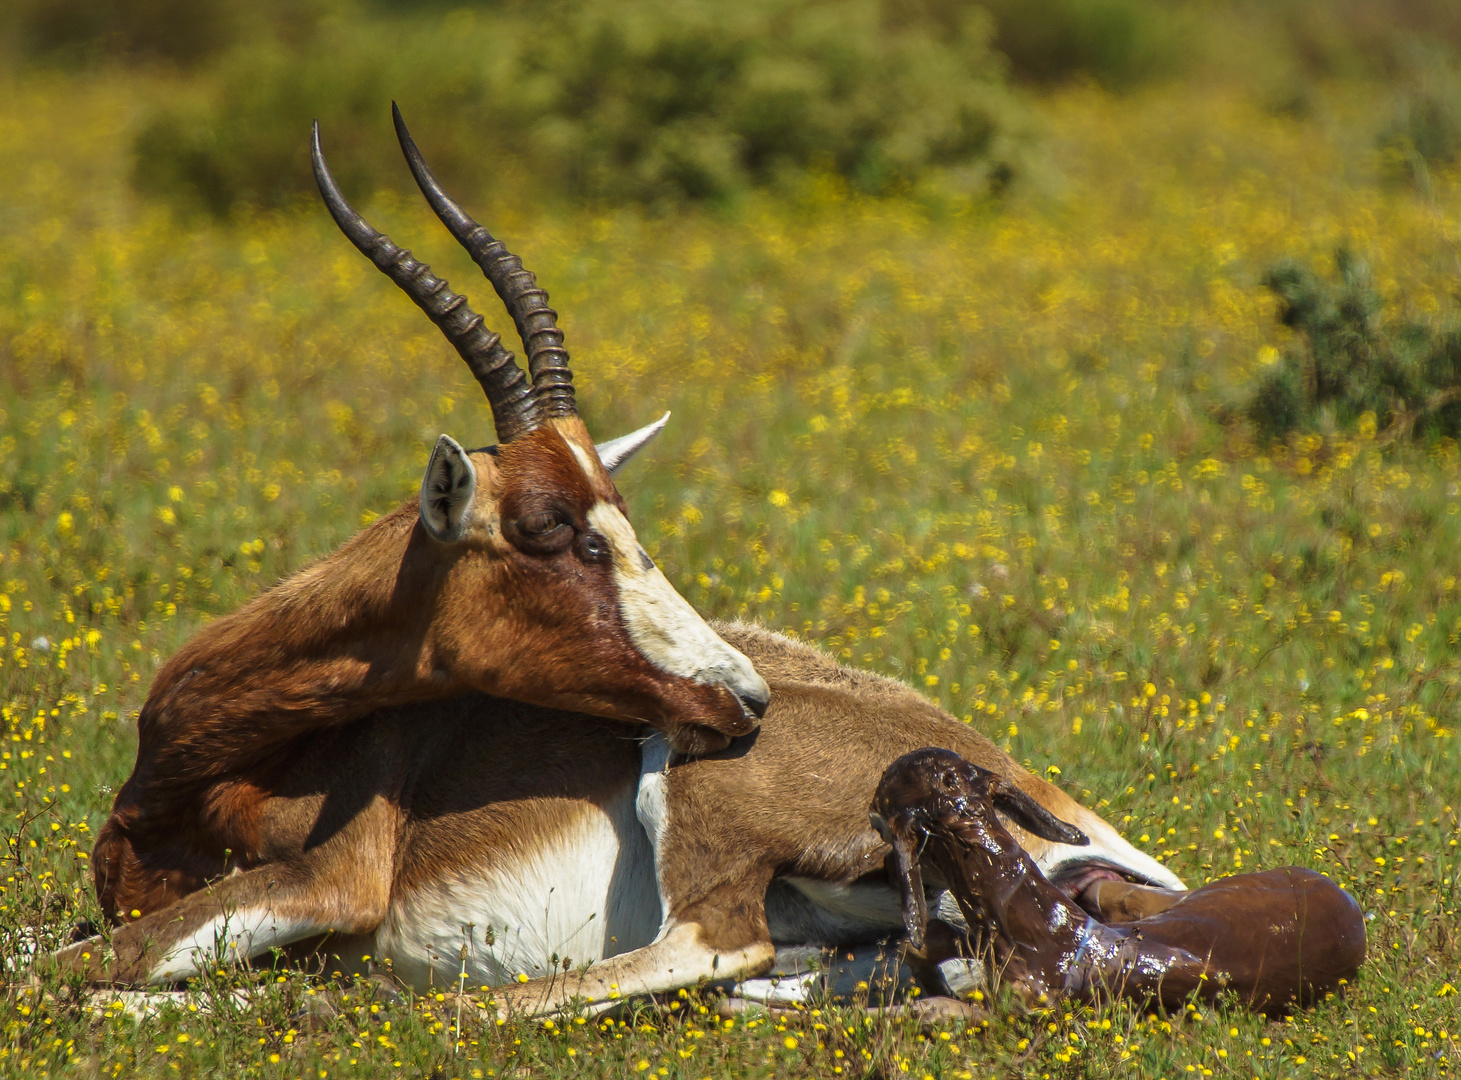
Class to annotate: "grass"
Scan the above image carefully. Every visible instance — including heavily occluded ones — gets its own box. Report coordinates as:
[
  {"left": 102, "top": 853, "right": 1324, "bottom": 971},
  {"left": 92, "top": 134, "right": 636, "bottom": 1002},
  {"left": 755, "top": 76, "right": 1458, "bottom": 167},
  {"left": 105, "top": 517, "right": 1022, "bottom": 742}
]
[{"left": 1, "top": 61, "right": 1460, "bottom": 1078}]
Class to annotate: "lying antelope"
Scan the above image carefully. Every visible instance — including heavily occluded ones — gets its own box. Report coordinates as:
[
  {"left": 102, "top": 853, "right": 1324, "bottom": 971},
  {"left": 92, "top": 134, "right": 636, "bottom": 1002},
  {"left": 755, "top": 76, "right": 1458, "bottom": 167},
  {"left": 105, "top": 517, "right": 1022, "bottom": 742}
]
[
  {"left": 54, "top": 116, "right": 1181, "bottom": 1006},
  {"left": 873, "top": 748, "right": 1365, "bottom": 1015},
  {"left": 59, "top": 621, "right": 1182, "bottom": 1004},
  {"left": 55, "top": 109, "right": 768, "bottom": 981}
]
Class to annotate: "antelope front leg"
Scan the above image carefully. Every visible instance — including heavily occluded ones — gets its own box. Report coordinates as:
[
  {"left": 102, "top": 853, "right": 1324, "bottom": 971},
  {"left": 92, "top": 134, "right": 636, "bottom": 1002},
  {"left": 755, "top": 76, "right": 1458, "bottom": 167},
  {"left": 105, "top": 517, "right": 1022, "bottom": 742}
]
[
  {"left": 490, "top": 921, "right": 775, "bottom": 1018},
  {"left": 47, "top": 861, "right": 388, "bottom": 986}
]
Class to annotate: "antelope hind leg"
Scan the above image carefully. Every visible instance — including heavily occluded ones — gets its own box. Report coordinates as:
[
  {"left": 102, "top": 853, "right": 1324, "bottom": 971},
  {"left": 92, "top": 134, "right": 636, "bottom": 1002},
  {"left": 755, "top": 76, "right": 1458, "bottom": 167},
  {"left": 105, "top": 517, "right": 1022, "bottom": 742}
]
[
  {"left": 47, "top": 860, "right": 389, "bottom": 986},
  {"left": 487, "top": 921, "right": 775, "bottom": 1018}
]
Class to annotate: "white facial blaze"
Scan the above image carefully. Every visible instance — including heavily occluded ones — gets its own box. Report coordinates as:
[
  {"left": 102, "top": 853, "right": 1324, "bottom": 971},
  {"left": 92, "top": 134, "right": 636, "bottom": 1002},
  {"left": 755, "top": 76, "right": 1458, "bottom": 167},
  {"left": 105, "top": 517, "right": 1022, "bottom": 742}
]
[{"left": 585, "top": 502, "right": 768, "bottom": 703}]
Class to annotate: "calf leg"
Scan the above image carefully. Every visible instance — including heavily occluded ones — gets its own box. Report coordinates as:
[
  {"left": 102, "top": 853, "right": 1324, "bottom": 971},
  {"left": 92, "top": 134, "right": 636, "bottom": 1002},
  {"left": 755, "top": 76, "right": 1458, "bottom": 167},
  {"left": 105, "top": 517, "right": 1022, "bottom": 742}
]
[{"left": 1083, "top": 880, "right": 1185, "bottom": 923}]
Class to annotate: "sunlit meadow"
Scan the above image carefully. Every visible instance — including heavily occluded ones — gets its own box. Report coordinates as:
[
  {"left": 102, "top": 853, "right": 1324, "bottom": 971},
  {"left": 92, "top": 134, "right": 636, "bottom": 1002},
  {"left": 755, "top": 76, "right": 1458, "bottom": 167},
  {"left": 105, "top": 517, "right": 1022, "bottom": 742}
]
[{"left": 1, "top": 65, "right": 1459, "bottom": 1078}]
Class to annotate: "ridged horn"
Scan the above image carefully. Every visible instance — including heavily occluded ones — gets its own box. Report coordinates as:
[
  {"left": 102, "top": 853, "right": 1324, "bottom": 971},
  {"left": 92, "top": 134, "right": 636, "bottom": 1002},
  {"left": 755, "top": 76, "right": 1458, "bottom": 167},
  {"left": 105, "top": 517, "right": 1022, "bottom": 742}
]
[
  {"left": 311, "top": 121, "right": 539, "bottom": 443},
  {"left": 391, "top": 103, "right": 576, "bottom": 421}
]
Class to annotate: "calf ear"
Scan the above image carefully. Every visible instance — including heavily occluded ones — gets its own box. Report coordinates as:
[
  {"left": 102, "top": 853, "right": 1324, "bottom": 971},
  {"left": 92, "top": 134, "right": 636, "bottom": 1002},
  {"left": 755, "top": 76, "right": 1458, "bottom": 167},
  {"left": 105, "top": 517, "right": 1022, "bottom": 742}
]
[
  {"left": 991, "top": 782, "right": 1090, "bottom": 847},
  {"left": 420, "top": 434, "right": 477, "bottom": 542},
  {"left": 875, "top": 810, "right": 929, "bottom": 950}
]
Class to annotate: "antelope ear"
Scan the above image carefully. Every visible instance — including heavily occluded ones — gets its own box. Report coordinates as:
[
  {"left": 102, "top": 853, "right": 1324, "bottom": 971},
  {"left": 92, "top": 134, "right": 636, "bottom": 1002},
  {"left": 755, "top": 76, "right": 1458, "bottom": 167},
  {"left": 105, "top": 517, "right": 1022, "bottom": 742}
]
[
  {"left": 873, "top": 810, "right": 929, "bottom": 950},
  {"left": 595, "top": 411, "right": 670, "bottom": 475},
  {"left": 419, "top": 434, "right": 477, "bottom": 542},
  {"left": 991, "top": 781, "right": 1090, "bottom": 847}
]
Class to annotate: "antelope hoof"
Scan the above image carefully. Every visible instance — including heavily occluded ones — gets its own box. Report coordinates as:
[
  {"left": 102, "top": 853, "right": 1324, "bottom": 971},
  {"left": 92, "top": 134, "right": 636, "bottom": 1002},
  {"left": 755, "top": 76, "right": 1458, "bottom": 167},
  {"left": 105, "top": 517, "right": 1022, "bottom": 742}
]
[
  {"left": 46, "top": 936, "right": 115, "bottom": 983},
  {"left": 714, "top": 993, "right": 986, "bottom": 1027},
  {"left": 366, "top": 972, "right": 408, "bottom": 1006},
  {"left": 896, "top": 995, "right": 988, "bottom": 1025},
  {"left": 715, "top": 996, "right": 800, "bottom": 1020},
  {"left": 290, "top": 994, "right": 339, "bottom": 1032}
]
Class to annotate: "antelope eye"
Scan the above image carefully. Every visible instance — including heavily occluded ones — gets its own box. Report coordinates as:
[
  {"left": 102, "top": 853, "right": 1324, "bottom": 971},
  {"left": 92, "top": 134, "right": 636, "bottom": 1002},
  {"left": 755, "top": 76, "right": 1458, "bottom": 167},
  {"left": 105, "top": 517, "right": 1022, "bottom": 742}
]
[
  {"left": 506, "top": 508, "right": 576, "bottom": 554},
  {"left": 579, "top": 531, "right": 611, "bottom": 562},
  {"left": 517, "top": 510, "right": 570, "bottom": 537}
]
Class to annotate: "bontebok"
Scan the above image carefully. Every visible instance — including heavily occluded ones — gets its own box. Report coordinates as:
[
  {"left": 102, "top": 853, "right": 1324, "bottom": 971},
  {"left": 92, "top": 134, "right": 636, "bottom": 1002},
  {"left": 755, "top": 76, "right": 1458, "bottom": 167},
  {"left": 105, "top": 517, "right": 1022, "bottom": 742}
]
[{"left": 55, "top": 108, "right": 767, "bottom": 983}]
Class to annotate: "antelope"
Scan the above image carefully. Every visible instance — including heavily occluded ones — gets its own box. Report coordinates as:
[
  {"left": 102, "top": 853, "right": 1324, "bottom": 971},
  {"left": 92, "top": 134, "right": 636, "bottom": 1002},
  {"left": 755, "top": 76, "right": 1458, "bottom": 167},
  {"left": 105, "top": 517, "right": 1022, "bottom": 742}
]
[
  {"left": 58, "top": 624, "right": 1183, "bottom": 1008},
  {"left": 53, "top": 114, "right": 1184, "bottom": 1009},
  {"left": 53, "top": 108, "right": 768, "bottom": 983},
  {"left": 872, "top": 748, "right": 1366, "bottom": 1015}
]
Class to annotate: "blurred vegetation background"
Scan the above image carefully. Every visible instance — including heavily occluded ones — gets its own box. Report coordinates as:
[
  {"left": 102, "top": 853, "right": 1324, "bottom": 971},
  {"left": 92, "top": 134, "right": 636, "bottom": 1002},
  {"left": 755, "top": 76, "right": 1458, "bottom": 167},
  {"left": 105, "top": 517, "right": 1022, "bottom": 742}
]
[
  {"left": 1, "top": 0, "right": 1458, "bottom": 212},
  {"left": 2, "top": 2, "right": 1461, "bottom": 1077}
]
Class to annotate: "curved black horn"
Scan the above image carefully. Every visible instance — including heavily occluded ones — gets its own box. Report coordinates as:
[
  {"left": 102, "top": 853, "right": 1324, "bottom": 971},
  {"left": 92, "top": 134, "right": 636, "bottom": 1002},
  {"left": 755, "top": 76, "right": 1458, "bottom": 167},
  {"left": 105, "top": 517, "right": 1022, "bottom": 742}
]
[
  {"left": 311, "top": 121, "right": 539, "bottom": 443},
  {"left": 391, "top": 103, "right": 576, "bottom": 421}
]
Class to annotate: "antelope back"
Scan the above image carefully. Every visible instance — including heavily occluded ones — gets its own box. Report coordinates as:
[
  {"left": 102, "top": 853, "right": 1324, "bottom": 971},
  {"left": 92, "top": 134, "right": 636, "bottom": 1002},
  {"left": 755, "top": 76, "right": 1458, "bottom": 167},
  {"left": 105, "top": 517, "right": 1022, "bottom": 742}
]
[{"left": 652, "top": 622, "right": 1181, "bottom": 890}]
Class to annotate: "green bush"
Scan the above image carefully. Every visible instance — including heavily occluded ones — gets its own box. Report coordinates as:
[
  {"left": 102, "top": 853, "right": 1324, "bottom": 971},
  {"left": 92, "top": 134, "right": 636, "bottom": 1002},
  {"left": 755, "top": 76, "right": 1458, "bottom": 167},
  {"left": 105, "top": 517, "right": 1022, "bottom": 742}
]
[
  {"left": 5, "top": 0, "right": 339, "bottom": 67},
  {"left": 521, "top": 0, "right": 1020, "bottom": 202},
  {"left": 130, "top": 0, "right": 1025, "bottom": 214},
  {"left": 975, "top": 0, "right": 1186, "bottom": 89},
  {"left": 8, "top": 0, "right": 234, "bottom": 66},
  {"left": 1246, "top": 248, "right": 1461, "bottom": 442},
  {"left": 1378, "top": 46, "right": 1461, "bottom": 191},
  {"left": 1270, "top": 0, "right": 1461, "bottom": 80},
  {"left": 133, "top": 23, "right": 513, "bottom": 217}
]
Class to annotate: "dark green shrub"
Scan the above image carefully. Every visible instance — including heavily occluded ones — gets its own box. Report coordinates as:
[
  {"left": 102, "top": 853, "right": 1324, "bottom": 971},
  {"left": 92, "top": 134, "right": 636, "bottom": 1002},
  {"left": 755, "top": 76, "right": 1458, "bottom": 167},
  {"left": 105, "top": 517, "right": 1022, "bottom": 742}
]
[
  {"left": 133, "top": 25, "right": 512, "bottom": 216},
  {"left": 1271, "top": 0, "right": 1461, "bottom": 80},
  {"left": 6, "top": 0, "right": 337, "bottom": 67},
  {"left": 975, "top": 0, "right": 1186, "bottom": 89},
  {"left": 10, "top": 0, "right": 235, "bottom": 66},
  {"left": 1246, "top": 248, "right": 1461, "bottom": 442},
  {"left": 514, "top": 0, "right": 1018, "bottom": 203},
  {"left": 1378, "top": 47, "right": 1461, "bottom": 190},
  {"left": 130, "top": 0, "right": 1024, "bottom": 214}
]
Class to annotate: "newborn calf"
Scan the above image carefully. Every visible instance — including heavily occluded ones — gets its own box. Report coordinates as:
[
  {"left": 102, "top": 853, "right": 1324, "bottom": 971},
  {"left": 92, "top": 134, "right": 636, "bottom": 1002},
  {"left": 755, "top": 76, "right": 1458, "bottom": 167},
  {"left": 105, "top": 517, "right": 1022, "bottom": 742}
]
[{"left": 871, "top": 748, "right": 1366, "bottom": 1016}]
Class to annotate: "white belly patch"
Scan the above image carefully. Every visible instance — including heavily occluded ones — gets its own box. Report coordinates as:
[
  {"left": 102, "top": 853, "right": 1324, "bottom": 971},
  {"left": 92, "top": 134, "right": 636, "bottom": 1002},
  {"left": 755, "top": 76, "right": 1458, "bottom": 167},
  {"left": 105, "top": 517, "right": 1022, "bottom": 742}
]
[{"left": 372, "top": 793, "right": 661, "bottom": 991}]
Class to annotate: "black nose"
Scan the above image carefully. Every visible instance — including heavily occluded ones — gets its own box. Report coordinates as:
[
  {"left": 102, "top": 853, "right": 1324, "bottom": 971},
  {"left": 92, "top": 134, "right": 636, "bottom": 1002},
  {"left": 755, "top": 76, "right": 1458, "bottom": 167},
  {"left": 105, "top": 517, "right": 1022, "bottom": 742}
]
[{"left": 737, "top": 689, "right": 770, "bottom": 720}]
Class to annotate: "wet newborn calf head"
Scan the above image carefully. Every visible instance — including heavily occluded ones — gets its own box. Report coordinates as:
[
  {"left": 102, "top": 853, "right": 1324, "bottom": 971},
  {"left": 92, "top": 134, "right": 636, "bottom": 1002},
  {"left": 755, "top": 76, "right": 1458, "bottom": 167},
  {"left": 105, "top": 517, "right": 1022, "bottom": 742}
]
[{"left": 870, "top": 747, "right": 1088, "bottom": 948}]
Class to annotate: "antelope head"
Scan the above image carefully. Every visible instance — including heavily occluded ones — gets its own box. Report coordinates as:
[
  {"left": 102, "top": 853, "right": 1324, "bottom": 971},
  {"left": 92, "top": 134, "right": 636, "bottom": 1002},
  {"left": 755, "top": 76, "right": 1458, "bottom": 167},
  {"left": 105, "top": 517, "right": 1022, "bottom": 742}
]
[{"left": 311, "top": 108, "right": 768, "bottom": 754}]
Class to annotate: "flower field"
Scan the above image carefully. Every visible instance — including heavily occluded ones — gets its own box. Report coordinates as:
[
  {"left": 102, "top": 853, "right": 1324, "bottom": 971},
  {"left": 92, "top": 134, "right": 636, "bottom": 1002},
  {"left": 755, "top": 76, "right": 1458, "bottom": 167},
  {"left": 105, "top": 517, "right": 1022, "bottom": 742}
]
[{"left": 1, "top": 62, "right": 1460, "bottom": 1079}]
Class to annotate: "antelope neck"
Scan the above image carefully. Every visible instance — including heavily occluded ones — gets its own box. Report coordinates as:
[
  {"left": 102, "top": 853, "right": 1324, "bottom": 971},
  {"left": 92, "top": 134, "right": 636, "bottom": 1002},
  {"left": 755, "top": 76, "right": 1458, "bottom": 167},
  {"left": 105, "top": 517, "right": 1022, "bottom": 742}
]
[{"left": 136, "top": 504, "right": 449, "bottom": 778}]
